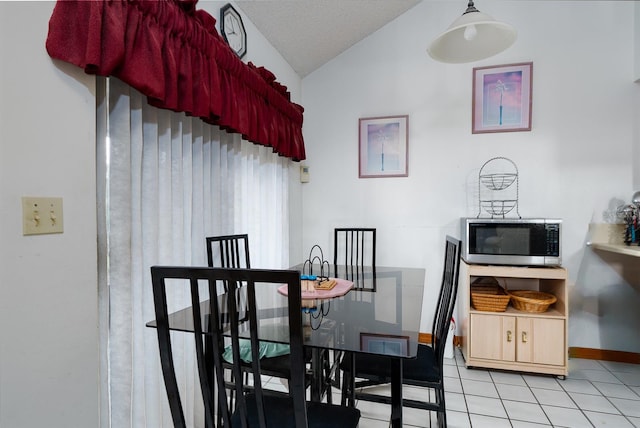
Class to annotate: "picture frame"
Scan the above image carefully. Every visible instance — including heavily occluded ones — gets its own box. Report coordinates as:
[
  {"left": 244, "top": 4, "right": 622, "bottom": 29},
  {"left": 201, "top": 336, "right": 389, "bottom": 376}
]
[
  {"left": 358, "top": 115, "right": 408, "bottom": 178},
  {"left": 360, "top": 333, "right": 410, "bottom": 357},
  {"left": 472, "top": 62, "right": 533, "bottom": 134}
]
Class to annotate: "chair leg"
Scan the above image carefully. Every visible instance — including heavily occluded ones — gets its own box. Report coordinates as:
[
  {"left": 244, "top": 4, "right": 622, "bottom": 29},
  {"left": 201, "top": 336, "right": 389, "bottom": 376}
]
[
  {"left": 215, "top": 388, "right": 223, "bottom": 428},
  {"left": 332, "top": 351, "right": 342, "bottom": 390},
  {"left": 323, "top": 349, "right": 333, "bottom": 404},
  {"left": 435, "top": 386, "right": 446, "bottom": 428},
  {"left": 204, "top": 338, "right": 217, "bottom": 428}
]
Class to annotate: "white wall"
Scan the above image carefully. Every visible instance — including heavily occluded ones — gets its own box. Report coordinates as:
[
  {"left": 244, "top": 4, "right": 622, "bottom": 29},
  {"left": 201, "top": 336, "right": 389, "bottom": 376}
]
[
  {"left": 0, "top": 3, "right": 99, "bottom": 427},
  {"left": 301, "top": 0, "right": 640, "bottom": 353}
]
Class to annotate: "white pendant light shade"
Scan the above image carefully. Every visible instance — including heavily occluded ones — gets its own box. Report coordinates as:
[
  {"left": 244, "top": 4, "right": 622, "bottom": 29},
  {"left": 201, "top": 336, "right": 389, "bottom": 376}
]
[{"left": 428, "top": 1, "right": 516, "bottom": 64}]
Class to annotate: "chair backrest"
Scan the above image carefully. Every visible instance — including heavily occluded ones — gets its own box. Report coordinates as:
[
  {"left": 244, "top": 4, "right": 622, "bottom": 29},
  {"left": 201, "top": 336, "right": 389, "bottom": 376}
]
[
  {"left": 206, "top": 234, "right": 251, "bottom": 268},
  {"left": 334, "top": 228, "right": 376, "bottom": 289},
  {"left": 151, "top": 266, "right": 307, "bottom": 428},
  {"left": 431, "top": 236, "right": 461, "bottom": 365}
]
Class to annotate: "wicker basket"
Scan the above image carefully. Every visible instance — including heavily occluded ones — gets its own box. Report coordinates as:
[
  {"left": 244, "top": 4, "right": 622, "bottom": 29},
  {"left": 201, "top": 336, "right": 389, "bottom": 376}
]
[
  {"left": 508, "top": 290, "right": 557, "bottom": 313},
  {"left": 470, "top": 278, "right": 510, "bottom": 312}
]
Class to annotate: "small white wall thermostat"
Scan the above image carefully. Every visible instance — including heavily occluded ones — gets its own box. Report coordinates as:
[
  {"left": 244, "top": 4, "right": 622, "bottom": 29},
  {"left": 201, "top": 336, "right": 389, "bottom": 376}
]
[{"left": 300, "top": 165, "right": 310, "bottom": 183}]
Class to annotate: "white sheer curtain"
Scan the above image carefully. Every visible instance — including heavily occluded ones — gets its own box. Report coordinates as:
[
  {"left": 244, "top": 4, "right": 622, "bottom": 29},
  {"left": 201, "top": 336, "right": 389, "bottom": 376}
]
[{"left": 97, "top": 77, "right": 291, "bottom": 427}]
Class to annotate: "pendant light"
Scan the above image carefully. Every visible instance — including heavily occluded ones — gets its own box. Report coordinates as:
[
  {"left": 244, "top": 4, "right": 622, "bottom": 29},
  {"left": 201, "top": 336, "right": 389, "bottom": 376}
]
[{"left": 428, "top": 0, "right": 516, "bottom": 64}]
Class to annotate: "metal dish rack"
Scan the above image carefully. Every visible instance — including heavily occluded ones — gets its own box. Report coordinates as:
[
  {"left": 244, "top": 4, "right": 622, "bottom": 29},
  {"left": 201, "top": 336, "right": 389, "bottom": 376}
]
[{"left": 477, "top": 157, "right": 521, "bottom": 218}]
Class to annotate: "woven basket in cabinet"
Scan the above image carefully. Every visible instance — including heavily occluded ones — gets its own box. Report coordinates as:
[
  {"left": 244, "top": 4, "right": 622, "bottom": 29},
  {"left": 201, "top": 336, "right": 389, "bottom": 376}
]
[
  {"left": 507, "top": 290, "right": 557, "bottom": 313},
  {"left": 470, "top": 277, "right": 510, "bottom": 312}
]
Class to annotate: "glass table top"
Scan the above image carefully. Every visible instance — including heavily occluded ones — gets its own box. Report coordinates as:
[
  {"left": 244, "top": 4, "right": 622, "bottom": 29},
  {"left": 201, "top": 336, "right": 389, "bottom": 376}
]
[{"left": 148, "top": 265, "right": 426, "bottom": 358}]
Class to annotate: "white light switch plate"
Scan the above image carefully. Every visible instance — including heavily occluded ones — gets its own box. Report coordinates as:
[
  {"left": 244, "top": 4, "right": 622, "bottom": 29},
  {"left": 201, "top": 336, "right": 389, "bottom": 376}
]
[{"left": 22, "top": 197, "right": 64, "bottom": 235}]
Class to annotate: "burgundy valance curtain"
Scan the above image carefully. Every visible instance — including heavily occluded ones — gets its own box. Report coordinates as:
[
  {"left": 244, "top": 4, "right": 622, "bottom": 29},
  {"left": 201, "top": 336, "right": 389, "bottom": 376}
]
[{"left": 46, "top": 0, "right": 306, "bottom": 161}]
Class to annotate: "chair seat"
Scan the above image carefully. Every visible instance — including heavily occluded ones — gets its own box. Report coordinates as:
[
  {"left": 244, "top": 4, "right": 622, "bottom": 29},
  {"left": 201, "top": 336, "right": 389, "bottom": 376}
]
[
  {"left": 237, "top": 354, "right": 294, "bottom": 378},
  {"left": 228, "top": 348, "right": 314, "bottom": 382},
  {"left": 232, "top": 393, "right": 361, "bottom": 428},
  {"left": 345, "top": 344, "right": 441, "bottom": 383},
  {"left": 223, "top": 355, "right": 311, "bottom": 394}
]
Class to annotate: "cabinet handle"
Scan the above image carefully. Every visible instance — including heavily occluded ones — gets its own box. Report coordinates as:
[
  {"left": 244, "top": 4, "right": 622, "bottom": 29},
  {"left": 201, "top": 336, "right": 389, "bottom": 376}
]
[
  {"left": 522, "top": 331, "right": 528, "bottom": 343},
  {"left": 507, "top": 330, "right": 512, "bottom": 342}
]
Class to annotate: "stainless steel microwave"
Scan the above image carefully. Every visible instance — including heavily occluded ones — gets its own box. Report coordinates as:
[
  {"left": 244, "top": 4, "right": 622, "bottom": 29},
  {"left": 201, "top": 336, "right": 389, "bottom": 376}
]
[{"left": 461, "top": 218, "right": 562, "bottom": 266}]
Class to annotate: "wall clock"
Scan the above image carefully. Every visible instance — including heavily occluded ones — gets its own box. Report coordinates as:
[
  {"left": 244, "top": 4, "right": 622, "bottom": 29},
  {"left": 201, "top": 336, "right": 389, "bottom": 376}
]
[{"left": 220, "top": 3, "right": 247, "bottom": 59}]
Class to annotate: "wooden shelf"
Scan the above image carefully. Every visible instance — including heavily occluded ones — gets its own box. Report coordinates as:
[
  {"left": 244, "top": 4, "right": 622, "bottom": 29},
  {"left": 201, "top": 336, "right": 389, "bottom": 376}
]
[
  {"left": 591, "top": 243, "right": 640, "bottom": 257},
  {"left": 588, "top": 223, "right": 640, "bottom": 257},
  {"left": 470, "top": 306, "right": 565, "bottom": 319},
  {"left": 466, "top": 264, "right": 567, "bottom": 280}
]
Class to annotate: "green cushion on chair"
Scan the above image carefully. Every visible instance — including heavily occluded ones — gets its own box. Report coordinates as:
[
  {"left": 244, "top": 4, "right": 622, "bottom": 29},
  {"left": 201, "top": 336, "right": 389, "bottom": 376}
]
[{"left": 223, "top": 339, "right": 290, "bottom": 363}]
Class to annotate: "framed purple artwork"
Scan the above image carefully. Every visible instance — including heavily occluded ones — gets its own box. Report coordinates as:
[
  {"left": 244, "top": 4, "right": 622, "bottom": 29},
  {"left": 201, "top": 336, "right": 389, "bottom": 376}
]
[
  {"left": 358, "top": 115, "right": 408, "bottom": 178},
  {"left": 472, "top": 62, "right": 533, "bottom": 134}
]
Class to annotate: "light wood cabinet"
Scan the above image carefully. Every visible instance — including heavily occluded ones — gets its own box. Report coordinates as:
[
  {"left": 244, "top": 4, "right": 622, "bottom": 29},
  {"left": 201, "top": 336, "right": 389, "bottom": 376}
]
[{"left": 459, "top": 262, "right": 568, "bottom": 377}]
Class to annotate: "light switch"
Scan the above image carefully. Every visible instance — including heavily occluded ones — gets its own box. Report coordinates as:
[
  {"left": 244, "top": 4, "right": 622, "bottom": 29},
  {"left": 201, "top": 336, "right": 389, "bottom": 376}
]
[{"left": 22, "top": 197, "right": 64, "bottom": 235}]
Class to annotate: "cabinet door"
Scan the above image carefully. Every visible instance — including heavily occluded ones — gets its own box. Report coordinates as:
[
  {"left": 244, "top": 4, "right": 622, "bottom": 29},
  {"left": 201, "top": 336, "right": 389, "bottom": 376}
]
[
  {"left": 516, "top": 317, "right": 565, "bottom": 366},
  {"left": 470, "top": 314, "right": 515, "bottom": 361}
]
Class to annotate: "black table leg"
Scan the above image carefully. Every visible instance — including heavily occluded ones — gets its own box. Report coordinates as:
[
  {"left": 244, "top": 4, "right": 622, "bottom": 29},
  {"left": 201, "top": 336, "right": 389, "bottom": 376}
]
[
  {"left": 390, "top": 358, "right": 403, "bottom": 428},
  {"left": 342, "top": 351, "right": 355, "bottom": 407}
]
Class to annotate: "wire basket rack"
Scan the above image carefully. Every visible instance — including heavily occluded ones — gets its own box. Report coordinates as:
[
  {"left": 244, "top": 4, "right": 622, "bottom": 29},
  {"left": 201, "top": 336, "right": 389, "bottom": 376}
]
[
  {"left": 480, "top": 173, "right": 517, "bottom": 191},
  {"left": 480, "top": 199, "right": 518, "bottom": 217},
  {"left": 477, "top": 157, "right": 521, "bottom": 218}
]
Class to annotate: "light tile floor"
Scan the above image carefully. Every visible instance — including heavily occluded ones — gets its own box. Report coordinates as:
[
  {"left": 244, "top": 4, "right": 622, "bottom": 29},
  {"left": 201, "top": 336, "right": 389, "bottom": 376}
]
[{"left": 263, "top": 348, "right": 640, "bottom": 427}]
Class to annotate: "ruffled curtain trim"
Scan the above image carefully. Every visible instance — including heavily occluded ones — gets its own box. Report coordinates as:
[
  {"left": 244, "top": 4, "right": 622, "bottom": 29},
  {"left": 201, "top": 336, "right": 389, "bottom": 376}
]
[{"left": 46, "top": 0, "right": 305, "bottom": 161}]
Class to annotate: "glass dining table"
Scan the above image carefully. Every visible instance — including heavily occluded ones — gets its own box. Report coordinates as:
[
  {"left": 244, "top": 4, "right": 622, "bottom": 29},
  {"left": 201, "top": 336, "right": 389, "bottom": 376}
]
[{"left": 148, "top": 264, "right": 426, "bottom": 428}]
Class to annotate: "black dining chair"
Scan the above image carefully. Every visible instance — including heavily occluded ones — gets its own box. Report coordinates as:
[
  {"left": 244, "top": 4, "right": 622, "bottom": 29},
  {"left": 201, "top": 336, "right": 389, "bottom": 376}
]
[
  {"left": 340, "top": 235, "right": 461, "bottom": 428},
  {"left": 206, "top": 234, "right": 251, "bottom": 269},
  {"left": 151, "top": 266, "right": 361, "bottom": 428},
  {"left": 206, "top": 234, "right": 311, "bottom": 402},
  {"left": 334, "top": 228, "right": 377, "bottom": 290},
  {"left": 206, "top": 234, "right": 251, "bottom": 323}
]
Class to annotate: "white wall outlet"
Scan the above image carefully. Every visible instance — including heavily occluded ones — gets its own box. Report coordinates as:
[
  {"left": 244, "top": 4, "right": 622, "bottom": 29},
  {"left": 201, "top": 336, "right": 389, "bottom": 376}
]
[{"left": 22, "top": 197, "right": 64, "bottom": 235}]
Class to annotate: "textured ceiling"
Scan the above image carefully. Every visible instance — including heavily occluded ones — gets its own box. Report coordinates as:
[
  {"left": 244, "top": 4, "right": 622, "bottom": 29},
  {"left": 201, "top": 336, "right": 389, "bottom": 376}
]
[{"left": 235, "top": 0, "right": 422, "bottom": 77}]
